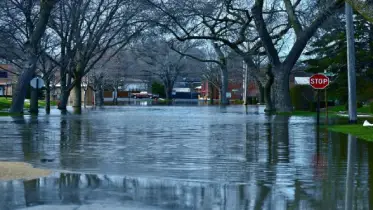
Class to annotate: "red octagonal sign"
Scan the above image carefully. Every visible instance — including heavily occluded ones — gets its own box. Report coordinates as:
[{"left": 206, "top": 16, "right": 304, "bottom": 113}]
[{"left": 309, "top": 74, "right": 329, "bottom": 89}]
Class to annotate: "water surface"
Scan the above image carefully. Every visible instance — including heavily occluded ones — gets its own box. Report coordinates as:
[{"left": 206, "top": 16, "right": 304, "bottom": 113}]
[{"left": 0, "top": 106, "right": 372, "bottom": 209}]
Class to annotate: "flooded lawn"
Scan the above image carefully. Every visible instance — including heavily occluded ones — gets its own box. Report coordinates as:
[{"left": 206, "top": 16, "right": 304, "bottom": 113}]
[{"left": 0, "top": 105, "right": 372, "bottom": 209}]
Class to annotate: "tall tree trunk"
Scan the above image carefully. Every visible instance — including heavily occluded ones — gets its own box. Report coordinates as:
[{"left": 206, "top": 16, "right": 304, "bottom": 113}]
[
  {"left": 10, "top": 52, "right": 38, "bottom": 113},
  {"left": 164, "top": 83, "right": 173, "bottom": 101},
  {"left": 113, "top": 88, "right": 118, "bottom": 105},
  {"left": 73, "top": 78, "right": 82, "bottom": 109},
  {"left": 220, "top": 67, "right": 229, "bottom": 105},
  {"left": 58, "top": 70, "right": 71, "bottom": 110},
  {"left": 59, "top": 90, "right": 69, "bottom": 110},
  {"left": 209, "top": 82, "right": 214, "bottom": 105},
  {"left": 263, "top": 65, "right": 275, "bottom": 113},
  {"left": 264, "top": 80, "right": 274, "bottom": 113},
  {"left": 45, "top": 80, "right": 51, "bottom": 114},
  {"left": 83, "top": 89, "right": 87, "bottom": 108},
  {"left": 9, "top": 0, "right": 55, "bottom": 114},
  {"left": 273, "top": 69, "right": 292, "bottom": 112},
  {"left": 257, "top": 81, "right": 265, "bottom": 104},
  {"left": 95, "top": 89, "right": 104, "bottom": 106}
]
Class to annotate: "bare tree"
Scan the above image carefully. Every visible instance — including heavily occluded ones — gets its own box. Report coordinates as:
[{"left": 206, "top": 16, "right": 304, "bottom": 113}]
[
  {"left": 37, "top": 53, "right": 58, "bottom": 113},
  {"left": 0, "top": 0, "right": 57, "bottom": 114},
  {"left": 134, "top": 39, "right": 192, "bottom": 100},
  {"left": 90, "top": 49, "right": 133, "bottom": 106},
  {"left": 142, "top": 0, "right": 287, "bottom": 111},
  {"left": 48, "top": 0, "right": 147, "bottom": 111},
  {"left": 171, "top": 41, "right": 232, "bottom": 105},
  {"left": 143, "top": 0, "right": 344, "bottom": 112},
  {"left": 202, "top": 62, "right": 221, "bottom": 104}
]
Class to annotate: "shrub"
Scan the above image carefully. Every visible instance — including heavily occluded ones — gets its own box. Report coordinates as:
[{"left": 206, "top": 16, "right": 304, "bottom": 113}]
[
  {"left": 309, "top": 102, "right": 316, "bottom": 112},
  {"left": 358, "top": 101, "right": 363, "bottom": 108},
  {"left": 290, "top": 85, "right": 314, "bottom": 111},
  {"left": 370, "top": 102, "right": 373, "bottom": 113},
  {"left": 233, "top": 99, "right": 244, "bottom": 105},
  {"left": 345, "top": 101, "right": 364, "bottom": 110},
  {"left": 252, "top": 97, "right": 258, "bottom": 104}
]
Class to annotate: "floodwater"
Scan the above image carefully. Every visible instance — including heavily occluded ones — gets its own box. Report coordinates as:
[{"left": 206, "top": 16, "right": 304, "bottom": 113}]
[{"left": 0, "top": 105, "right": 372, "bottom": 210}]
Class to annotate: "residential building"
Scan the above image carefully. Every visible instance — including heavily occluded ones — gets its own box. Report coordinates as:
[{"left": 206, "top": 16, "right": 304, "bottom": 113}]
[
  {"left": 0, "top": 64, "right": 17, "bottom": 97},
  {"left": 200, "top": 80, "right": 259, "bottom": 101}
]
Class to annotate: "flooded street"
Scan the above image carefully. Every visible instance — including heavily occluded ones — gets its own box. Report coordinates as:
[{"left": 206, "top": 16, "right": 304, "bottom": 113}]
[{"left": 0, "top": 105, "right": 372, "bottom": 209}]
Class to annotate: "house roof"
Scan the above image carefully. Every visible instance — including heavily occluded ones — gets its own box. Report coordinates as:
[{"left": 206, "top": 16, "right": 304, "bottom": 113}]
[{"left": 294, "top": 77, "right": 310, "bottom": 85}]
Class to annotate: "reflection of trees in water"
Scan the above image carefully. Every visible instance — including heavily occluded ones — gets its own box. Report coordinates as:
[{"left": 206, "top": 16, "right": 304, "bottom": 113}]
[
  {"left": 1, "top": 173, "right": 279, "bottom": 209},
  {"left": 368, "top": 142, "right": 373, "bottom": 209},
  {"left": 13, "top": 116, "right": 38, "bottom": 161},
  {"left": 59, "top": 116, "right": 98, "bottom": 171},
  {"left": 0, "top": 182, "right": 17, "bottom": 210},
  {"left": 23, "top": 179, "right": 42, "bottom": 207},
  {"left": 272, "top": 115, "right": 290, "bottom": 163},
  {"left": 58, "top": 173, "right": 82, "bottom": 204}
]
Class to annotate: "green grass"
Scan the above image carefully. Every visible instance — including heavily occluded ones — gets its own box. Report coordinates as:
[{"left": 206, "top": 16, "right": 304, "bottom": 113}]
[
  {"left": 328, "top": 105, "right": 345, "bottom": 112},
  {"left": 328, "top": 105, "right": 372, "bottom": 114},
  {"left": 277, "top": 111, "right": 317, "bottom": 116},
  {"left": 0, "top": 98, "right": 12, "bottom": 110},
  {"left": 277, "top": 110, "right": 340, "bottom": 117},
  {"left": 0, "top": 98, "right": 56, "bottom": 113},
  {"left": 328, "top": 124, "right": 373, "bottom": 142},
  {"left": 0, "top": 112, "right": 25, "bottom": 117},
  {"left": 278, "top": 104, "right": 373, "bottom": 117}
]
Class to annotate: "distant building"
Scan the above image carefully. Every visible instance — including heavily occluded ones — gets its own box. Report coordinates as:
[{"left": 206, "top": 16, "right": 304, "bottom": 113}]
[
  {"left": 200, "top": 80, "right": 259, "bottom": 101},
  {"left": 172, "top": 80, "right": 201, "bottom": 99},
  {"left": 123, "top": 78, "right": 149, "bottom": 91},
  {"left": 0, "top": 64, "right": 17, "bottom": 96}
]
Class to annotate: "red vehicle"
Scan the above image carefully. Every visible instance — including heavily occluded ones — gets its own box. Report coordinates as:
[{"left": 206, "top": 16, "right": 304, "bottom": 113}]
[{"left": 131, "top": 91, "right": 158, "bottom": 99}]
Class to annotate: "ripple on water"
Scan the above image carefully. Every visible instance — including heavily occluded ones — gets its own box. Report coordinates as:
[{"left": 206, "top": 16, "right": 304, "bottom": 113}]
[{"left": 0, "top": 106, "right": 371, "bottom": 209}]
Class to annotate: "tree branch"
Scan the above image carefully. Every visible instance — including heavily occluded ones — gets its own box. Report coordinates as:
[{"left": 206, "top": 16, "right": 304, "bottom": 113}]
[
  {"left": 251, "top": 0, "right": 281, "bottom": 67},
  {"left": 283, "top": 0, "right": 303, "bottom": 37}
]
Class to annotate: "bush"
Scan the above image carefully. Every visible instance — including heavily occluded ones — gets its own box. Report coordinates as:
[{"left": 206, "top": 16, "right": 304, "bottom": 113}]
[
  {"left": 358, "top": 102, "right": 363, "bottom": 108},
  {"left": 233, "top": 99, "right": 244, "bottom": 105},
  {"left": 345, "top": 101, "right": 363, "bottom": 110},
  {"left": 370, "top": 102, "right": 373, "bottom": 113},
  {"left": 309, "top": 102, "right": 316, "bottom": 112},
  {"left": 252, "top": 97, "right": 258, "bottom": 104},
  {"left": 290, "top": 85, "right": 314, "bottom": 111},
  {"left": 151, "top": 82, "right": 166, "bottom": 98}
]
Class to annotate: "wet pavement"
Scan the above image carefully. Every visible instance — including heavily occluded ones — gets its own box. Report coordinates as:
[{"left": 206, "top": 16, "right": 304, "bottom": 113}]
[{"left": 0, "top": 105, "right": 372, "bottom": 209}]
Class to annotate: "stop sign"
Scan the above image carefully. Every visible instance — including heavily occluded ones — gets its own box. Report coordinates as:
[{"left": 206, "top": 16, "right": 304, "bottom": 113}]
[{"left": 309, "top": 74, "right": 329, "bottom": 89}]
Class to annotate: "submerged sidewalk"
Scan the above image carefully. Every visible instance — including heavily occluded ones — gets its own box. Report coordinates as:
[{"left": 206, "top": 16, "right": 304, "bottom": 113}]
[
  {"left": 18, "top": 203, "right": 165, "bottom": 210},
  {"left": 0, "top": 161, "right": 51, "bottom": 181}
]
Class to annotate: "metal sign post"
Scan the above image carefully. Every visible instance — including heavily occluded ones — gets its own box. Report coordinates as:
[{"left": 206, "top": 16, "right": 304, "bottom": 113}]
[
  {"left": 317, "top": 90, "right": 320, "bottom": 126},
  {"left": 309, "top": 74, "right": 330, "bottom": 126},
  {"left": 325, "top": 88, "right": 328, "bottom": 125},
  {"left": 30, "top": 77, "right": 45, "bottom": 114}
]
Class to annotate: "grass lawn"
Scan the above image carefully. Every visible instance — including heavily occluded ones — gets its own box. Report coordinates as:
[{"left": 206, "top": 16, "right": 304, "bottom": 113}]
[
  {"left": 328, "top": 124, "right": 373, "bottom": 142},
  {"left": 328, "top": 105, "right": 372, "bottom": 114},
  {"left": 0, "top": 112, "right": 25, "bottom": 117},
  {"left": 0, "top": 98, "right": 57, "bottom": 114},
  {"left": 0, "top": 98, "right": 12, "bottom": 110},
  {"left": 277, "top": 110, "right": 339, "bottom": 117},
  {"left": 278, "top": 104, "right": 373, "bottom": 117}
]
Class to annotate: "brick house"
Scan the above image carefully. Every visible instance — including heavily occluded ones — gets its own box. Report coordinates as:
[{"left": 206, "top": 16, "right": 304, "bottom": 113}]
[
  {"left": 0, "top": 64, "right": 17, "bottom": 97},
  {"left": 199, "top": 80, "right": 259, "bottom": 101}
]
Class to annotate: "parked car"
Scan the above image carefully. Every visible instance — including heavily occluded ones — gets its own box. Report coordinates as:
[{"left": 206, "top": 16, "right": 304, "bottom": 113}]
[{"left": 131, "top": 91, "right": 160, "bottom": 99}]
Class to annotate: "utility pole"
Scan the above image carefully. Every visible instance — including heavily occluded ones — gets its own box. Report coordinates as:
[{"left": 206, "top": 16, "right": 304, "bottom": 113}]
[
  {"left": 345, "top": 2, "right": 357, "bottom": 123},
  {"left": 243, "top": 60, "right": 248, "bottom": 105}
]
